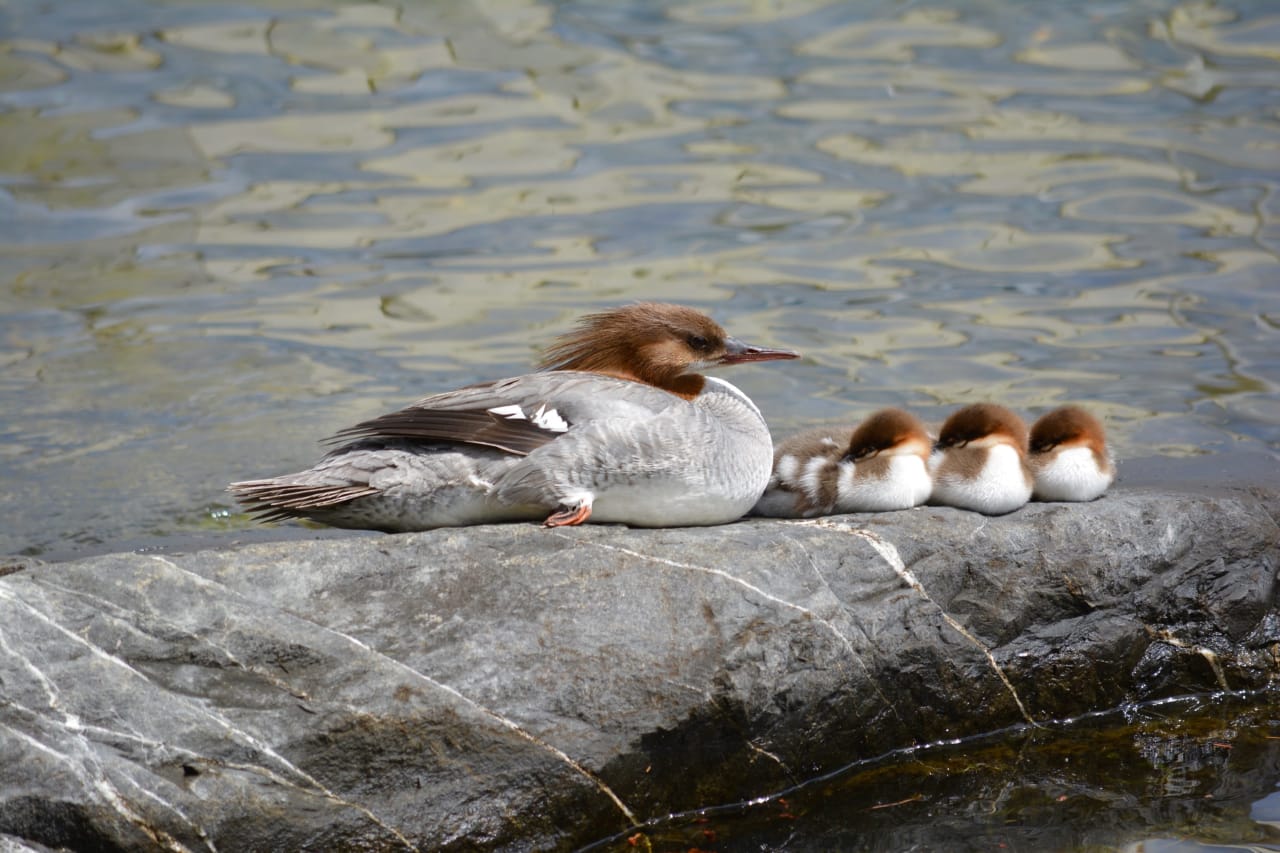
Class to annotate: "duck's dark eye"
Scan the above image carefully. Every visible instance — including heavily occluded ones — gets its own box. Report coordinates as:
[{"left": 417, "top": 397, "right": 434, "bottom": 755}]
[{"left": 686, "top": 335, "right": 711, "bottom": 352}]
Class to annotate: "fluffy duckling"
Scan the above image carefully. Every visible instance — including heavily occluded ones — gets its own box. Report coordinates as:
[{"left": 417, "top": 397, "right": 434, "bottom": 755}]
[
  {"left": 1029, "top": 406, "right": 1115, "bottom": 502},
  {"left": 929, "top": 403, "right": 1033, "bottom": 515},
  {"left": 753, "top": 408, "right": 933, "bottom": 517}
]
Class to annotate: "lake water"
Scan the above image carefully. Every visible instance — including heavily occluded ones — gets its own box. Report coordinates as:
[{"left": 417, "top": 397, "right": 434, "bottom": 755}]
[{"left": 1, "top": 0, "right": 1278, "bottom": 848}]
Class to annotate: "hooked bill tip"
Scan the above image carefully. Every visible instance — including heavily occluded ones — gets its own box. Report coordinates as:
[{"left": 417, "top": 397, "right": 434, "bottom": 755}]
[{"left": 718, "top": 337, "right": 800, "bottom": 364}]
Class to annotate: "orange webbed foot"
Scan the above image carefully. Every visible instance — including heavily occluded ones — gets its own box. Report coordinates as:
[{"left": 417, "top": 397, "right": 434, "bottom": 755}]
[{"left": 543, "top": 503, "right": 592, "bottom": 527}]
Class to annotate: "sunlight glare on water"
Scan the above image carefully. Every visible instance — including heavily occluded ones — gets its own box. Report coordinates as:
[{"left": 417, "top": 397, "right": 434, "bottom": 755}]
[
  {"left": 0, "top": 3, "right": 1276, "bottom": 544},
  {"left": 3, "top": 0, "right": 1276, "bottom": 561}
]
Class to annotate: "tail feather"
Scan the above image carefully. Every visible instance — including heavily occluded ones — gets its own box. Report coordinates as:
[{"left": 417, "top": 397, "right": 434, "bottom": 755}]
[{"left": 229, "top": 478, "right": 379, "bottom": 521}]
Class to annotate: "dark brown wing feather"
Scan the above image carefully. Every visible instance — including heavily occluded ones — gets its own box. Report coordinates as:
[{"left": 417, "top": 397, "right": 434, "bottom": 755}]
[{"left": 329, "top": 408, "right": 566, "bottom": 456}]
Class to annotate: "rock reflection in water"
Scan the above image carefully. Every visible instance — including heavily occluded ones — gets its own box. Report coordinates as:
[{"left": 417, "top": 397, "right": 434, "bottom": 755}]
[{"left": 586, "top": 695, "right": 1280, "bottom": 851}]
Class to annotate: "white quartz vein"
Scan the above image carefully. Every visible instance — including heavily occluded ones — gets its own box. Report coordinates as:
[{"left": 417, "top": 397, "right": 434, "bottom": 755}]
[
  {"left": 0, "top": 624, "right": 209, "bottom": 853},
  {"left": 784, "top": 536, "right": 909, "bottom": 730},
  {"left": 554, "top": 535, "right": 924, "bottom": 782},
  {"left": 0, "top": 583, "right": 416, "bottom": 850},
  {"left": 801, "top": 520, "right": 1037, "bottom": 726},
  {"left": 148, "top": 556, "right": 639, "bottom": 828},
  {"left": 745, "top": 740, "right": 791, "bottom": 777},
  {"left": 554, "top": 536, "right": 861, "bottom": 656},
  {"left": 0, "top": 718, "right": 188, "bottom": 853},
  {"left": 1154, "top": 629, "right": 1231, "bottom": 692},
  {"left": 1, "top": 677, "right": 332, "bottom": 794},
  {"left": 314, "top": 619, "right": 639, "bottom": 825},
  {"left": 36, "top": 573, "right": 312, "bottom": 702}
]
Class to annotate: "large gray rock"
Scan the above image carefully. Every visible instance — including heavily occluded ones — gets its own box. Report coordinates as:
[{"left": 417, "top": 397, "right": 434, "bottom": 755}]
[{"left": 1, "top": 486, "right": 1277, "bottom": 851}]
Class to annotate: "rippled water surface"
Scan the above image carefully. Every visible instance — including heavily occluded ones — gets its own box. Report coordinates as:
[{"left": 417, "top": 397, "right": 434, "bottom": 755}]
[
  {"left": 3, "top": 0, "right": 1279, "bottom": 557},
  {"left": 2, "top": 0, "right": 1279, "bottom": 848}
]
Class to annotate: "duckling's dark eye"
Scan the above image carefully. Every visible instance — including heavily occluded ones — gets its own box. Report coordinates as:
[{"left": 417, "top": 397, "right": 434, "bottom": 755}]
[{"left": 686, "top": 334, "right": 711, "bottom": 352}]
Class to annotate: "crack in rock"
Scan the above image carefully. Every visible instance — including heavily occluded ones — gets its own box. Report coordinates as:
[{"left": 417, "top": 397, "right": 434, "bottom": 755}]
[
  {"left": 0, "top": 617, "right": 214, "bottom": 853},
  {"left": 151, "top": 557, "right": 639, "bottom": 829},
  {"left": 1152, "top": 629, "right": 1231, "bottom": 692},
  {"left": 556, "top": 536, "right": 860, "bottom": 656},
  {"left": 745, "top": 739, "right": 792, "bottom": 778},
  {"left": 38, "top": 573, "right": 314, "bottom": 703},
  {"left": 314, "top": 620, "right": 640, "bottom": 826},
  {"left": 783, "top": 535, "right": 910, "bottom": 731},
  {"left": 801, "top": 520, "right": 1038, "bottom": 726},
  {"left": 0, "top": 719, "right": 208, "bottom": 853},
  {"left": 557, "top": 534, "right": 922, "bottom": 792},
  {"left": 0, "top": 582, "right": 419, "bottom": 852}
]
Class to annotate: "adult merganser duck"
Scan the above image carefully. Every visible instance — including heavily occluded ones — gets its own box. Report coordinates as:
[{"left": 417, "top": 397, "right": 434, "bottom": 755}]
[
  {"left": 928, "top": 403, "right": 1033, "bottom": 515},
  {"left": 752, "top": 408, "right": 933, "bottom": 517},
  {"left": 1028, "top": 405, "right": 1115, "bottom": 502},
  {"left": 230, "top": 303, "right": 798, "bottom": 530}
]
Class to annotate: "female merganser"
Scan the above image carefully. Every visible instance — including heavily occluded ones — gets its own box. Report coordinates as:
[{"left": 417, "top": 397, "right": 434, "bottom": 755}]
[
  {"left": 1028, "top": 405, "right": 1115, "bottom": 501},
  {"left": 230, "top": 303, "right": 798, "bottom": 530},
  {"left": 929, "top": 403, "right": 1033, "bottom": 515},
  {"left": 752, "top": 408, "right": 933, "bottom": 517}
]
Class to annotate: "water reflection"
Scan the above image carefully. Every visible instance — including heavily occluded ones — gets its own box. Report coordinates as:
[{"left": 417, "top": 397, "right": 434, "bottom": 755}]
[{"left": 582, "top": 694, "right": 1280, "bottom": 851}]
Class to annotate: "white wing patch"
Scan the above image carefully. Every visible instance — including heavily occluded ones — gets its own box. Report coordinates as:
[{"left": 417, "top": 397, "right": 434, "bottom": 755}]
[
  {"left": 487, "top": 402, "right": 570, "bottom": 433},
  {"left": 531, "top": 404, "right": 569, "bottom": 433}
]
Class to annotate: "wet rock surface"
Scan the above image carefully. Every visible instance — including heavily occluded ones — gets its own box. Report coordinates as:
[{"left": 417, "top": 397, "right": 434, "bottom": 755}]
[{"left": 1, "top": 486, "right": 1277, "bottom": 851}]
